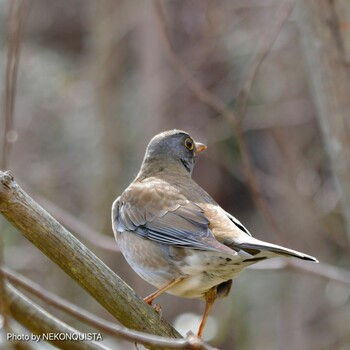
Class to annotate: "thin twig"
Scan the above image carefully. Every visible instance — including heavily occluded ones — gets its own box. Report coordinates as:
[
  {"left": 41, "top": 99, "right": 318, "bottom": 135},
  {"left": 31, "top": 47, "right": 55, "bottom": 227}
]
[
  {"left": 287, "top": 259, "right": 350, "bottom": 285},
  {"left": 0, "top": 0, "right": 28, "bottom": 337},
  {"left": 153, "top": 0, "right": 293, "bottom": 244},
  {"left": 7, "top": 284, "right": 109, "bottom": 350},
  {"left": 0, "top": 238, "right": 11, "bottom": 331},
  {"left": 2, "top": 267, "right": 217, "bottom": 350},
  {"left": 248, "top": 258, "right": 350, "bottom": 285},
  {"left": 2, "top": 0, "right": 28, "bottom": 169},
  {"left": 235, "top": 1, "right": 294, "bottom": 120},
  {"left": 21, "top": 182, "right": 119, "bottom": 252},
  {"left": 36, "top": 195, "right": 118, "bottom": 252}
]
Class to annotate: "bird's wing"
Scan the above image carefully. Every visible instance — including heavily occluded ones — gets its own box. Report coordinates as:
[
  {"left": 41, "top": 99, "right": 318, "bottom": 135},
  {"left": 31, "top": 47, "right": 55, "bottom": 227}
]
[{"left": 112, "top": 178, "right": 235, "bottom": 255}]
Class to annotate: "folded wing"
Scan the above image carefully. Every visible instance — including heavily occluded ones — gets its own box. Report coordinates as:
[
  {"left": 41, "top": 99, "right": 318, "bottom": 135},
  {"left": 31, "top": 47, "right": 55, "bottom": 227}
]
[{"left": 112, "top": 178, "right": 235, "bottom": 255}]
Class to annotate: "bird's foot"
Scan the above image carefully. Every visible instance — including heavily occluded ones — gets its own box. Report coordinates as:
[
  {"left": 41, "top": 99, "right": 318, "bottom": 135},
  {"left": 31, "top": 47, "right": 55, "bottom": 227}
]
[{"left": 153, "top": 303, "right": 162, "bottom": 317}]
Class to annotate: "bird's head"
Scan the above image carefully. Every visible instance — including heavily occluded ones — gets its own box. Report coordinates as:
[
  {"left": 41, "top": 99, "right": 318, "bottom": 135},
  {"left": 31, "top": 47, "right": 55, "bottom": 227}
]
[{"left": 140, "top": 130, "right": 207, "bottom": 176}]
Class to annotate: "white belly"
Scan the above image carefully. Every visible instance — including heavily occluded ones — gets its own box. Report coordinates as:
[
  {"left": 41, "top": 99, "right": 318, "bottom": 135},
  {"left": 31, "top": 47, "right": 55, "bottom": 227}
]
[{"left": 117, "top": 231, "right": 249, "bottom": 298}]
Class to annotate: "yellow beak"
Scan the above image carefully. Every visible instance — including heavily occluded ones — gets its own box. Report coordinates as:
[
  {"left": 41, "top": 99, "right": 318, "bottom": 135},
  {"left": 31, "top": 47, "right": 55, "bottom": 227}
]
[{"left": 194, "top": 142, "right": 207, "bottom": 154}]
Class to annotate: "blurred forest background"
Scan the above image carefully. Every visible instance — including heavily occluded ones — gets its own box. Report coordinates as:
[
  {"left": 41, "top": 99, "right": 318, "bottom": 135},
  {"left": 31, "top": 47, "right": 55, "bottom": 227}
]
[{"left": 1, "top": 0, "right": 350, "bottom": 349}]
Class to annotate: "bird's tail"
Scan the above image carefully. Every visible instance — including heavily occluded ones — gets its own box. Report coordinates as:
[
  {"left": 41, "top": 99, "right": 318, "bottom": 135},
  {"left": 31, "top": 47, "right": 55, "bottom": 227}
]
[{"left": 236, "top": 236, "right": 318, "bottom": 263}]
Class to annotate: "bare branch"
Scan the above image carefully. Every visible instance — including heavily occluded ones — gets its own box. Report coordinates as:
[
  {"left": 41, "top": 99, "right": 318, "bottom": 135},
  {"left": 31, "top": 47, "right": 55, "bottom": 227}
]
[
  {"left": 7, "top": 284, "right": 109, "bottom": 350},
  {"left": 0, "top": 238, "right": 11, "bottom": 331},
  {"left": 1, "top": 0, "right": 28, "bottom": 169},
  {"left": 287, "top": 259, "right": 350, "bottom": 285},
  {"left": 249, "top": 258, "right": 350, "bottom": 285},
  {"left": 0, "top": 171, "right": 182, "bottom": 348},
  {"left": 21, "top": 183, "right": 119, "bottom": 252},
  {"left": 235, "top": 1, "right": 294, "bottom": 120},
  {"left": 3, "top": 267, "right": 217, "bottom": 350},
  {"left": 1, "top": 0, "right": 29, "bottom": 336}
]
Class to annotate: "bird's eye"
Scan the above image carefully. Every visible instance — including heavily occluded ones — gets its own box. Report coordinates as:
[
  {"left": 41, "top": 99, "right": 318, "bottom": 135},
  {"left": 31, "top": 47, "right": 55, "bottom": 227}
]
[{"left": 184, "top": 137, "right": 194, "bottom": 151}]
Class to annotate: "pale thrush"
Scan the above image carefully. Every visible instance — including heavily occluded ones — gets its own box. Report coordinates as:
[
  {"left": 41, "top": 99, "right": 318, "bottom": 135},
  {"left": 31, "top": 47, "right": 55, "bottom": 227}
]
[{"left": 111, "top": 130, "right": 318, "bottom": 337}]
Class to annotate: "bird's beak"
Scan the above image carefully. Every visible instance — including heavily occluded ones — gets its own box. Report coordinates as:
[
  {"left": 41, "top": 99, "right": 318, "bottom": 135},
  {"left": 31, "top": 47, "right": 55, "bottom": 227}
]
[{"left": 194, "top": 141, "right": 207, "bottom": 154}]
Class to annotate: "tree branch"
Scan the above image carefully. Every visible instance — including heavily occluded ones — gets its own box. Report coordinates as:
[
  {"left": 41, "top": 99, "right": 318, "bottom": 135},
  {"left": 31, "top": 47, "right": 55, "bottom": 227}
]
[
  {"left": 7, "top": 284, "right": 109, "bottom": 350},
  {"left": 249, "top": 258, "right": 350, "bottom": 285},
  {"left": 0, "top": 238, "right": 11, "bottom": 331},
  {"left": 2, "top": 0, "right": 28, "bottom": 169},
  {"left": 235, "top": 1, "right": 294, "bottom": 120},
  {"left": 0, "top": 171, "right": 182, "bottom": 349},
  {"left": 22, "top": 183, "right": 118, "bottom": 252},
  {"left": 3, "top": 267, "right": 216, "bottom": 350},
  {"left": 1, "top": 0, "right": 29, "bottom": 334},
  {"left": 287, "top": 259, "right": 350, "bottom": 285}
]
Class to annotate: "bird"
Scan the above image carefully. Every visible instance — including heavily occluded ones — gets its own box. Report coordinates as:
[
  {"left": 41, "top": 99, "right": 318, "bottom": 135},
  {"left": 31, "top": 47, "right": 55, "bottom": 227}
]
[{"left": 111, "top": 129, "right": 318, "bottom": 337}]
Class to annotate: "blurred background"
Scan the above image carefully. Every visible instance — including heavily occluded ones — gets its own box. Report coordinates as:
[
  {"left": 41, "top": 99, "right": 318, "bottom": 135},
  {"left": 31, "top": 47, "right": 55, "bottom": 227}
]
[{"left": 1, "top": 0, "right": 350, "bottom": 349}]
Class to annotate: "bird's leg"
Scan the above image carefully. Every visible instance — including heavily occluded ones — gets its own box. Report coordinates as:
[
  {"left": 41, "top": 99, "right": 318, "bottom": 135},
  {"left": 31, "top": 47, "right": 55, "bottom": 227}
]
[
  {"left": 143, "top": 277, "right": 184, "bottom": 305},
  {"left": 197, "top": 286, "right": 217, "bottom": 338}
]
